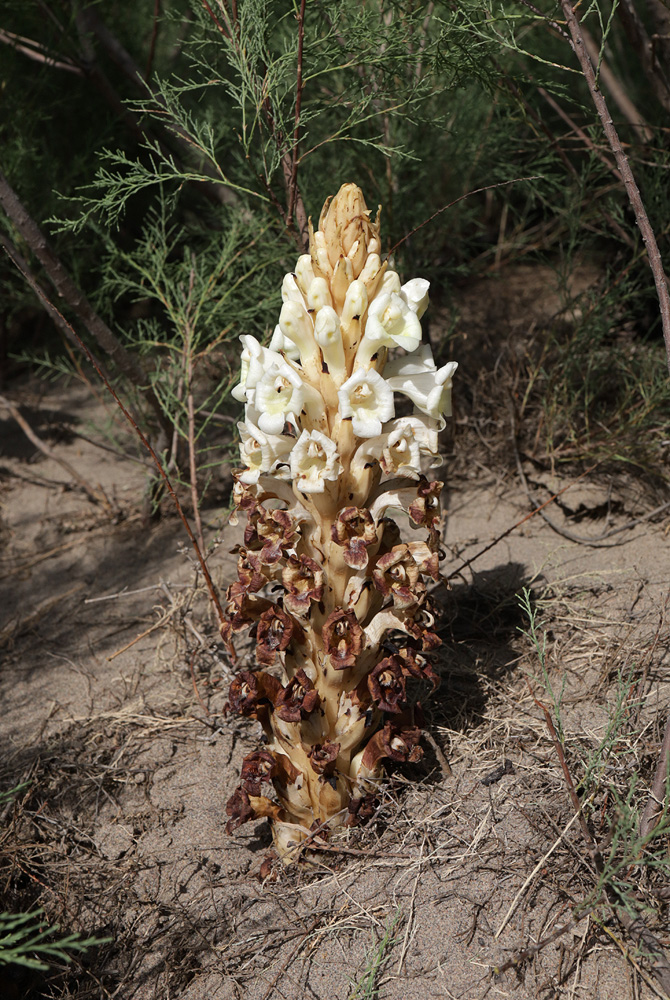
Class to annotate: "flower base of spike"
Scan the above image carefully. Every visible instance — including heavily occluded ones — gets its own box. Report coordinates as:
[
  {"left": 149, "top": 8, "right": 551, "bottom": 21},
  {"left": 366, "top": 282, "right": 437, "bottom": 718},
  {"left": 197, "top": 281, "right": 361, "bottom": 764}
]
[{"left": 223, "top": 184, "right": 456, "bottom": 862}]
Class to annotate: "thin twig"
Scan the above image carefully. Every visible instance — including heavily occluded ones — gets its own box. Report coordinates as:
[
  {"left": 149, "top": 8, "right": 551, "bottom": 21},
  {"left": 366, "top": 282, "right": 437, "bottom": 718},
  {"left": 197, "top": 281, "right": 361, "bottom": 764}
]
[
  {"left": 529, "top": 681, "right": 670, "bottom": 994},
  {"left": 444, "top": 461, "right": 599, "bottom": 582},
  {"left": 495, "top": 806, "right": 583, "bottom": 938},
  {"left": 0, "top": 395, "right": 112, "bottom": 509},
  {"left": 512, "top": 428, "right": 670, "bottom": 547},
  {"left": 639, "top": 709, "right": 670, "bottom": 839},
  {"left": 3, "top": 255, "right": 228, "bottom": 638},
  {"left": 579, "top": 24, "right": 653, "bottom": 143},
  {"left": 287, "top": 0, "right": 307, "bottom": 238},
  {"left": 558, "top": 0, "right": 670, "bottom": 375},
  {"left": 0, "top": 28, "right": 83, "bottom": 73},
  {"left": 184, "top": 272, "right": 206, "bottom": 559},
  {"left": 387, "top": 176, "right": 543, "bottom": 258},
  {"left": 492, "top": 916, "right": 581, "bottom": 976},
  {"left": 0, "top": 174, "right": 172, "bottom": 440},
  {"left": 145, "top": 0, "right": 161, "bottom": 80}
]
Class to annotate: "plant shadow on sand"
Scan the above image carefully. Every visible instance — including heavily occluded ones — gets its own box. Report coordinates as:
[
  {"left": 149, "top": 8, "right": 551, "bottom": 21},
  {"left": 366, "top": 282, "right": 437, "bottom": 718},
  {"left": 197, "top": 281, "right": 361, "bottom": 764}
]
[{"left": 431, "top": 561, "right": 534, "bottom": 731}]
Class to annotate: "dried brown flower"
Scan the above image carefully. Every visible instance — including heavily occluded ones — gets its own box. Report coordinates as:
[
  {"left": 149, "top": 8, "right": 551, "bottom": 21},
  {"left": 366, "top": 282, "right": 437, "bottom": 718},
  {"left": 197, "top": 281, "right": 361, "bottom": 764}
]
[
  {"left": 282, "top": 554, "right": 324, "bottom": 617},
  {"left": 256, "top": 605, "right": 300, "bottom": 666},
  {"left": 307, "top": 741, "right": 341, "bottom": 777},
  {"left": 240, "top": 749, "right": 278, "bottom": 796},
  {"left": 274, "top": 669, "right": 320, "bottom": 722},
  {"left": 367, "top": 655, "right": 407, "bottom": 713},
  {"left": 331, "top": 507, "right": 378, "bottom": 570},
  {"left": 373, "top": 544, "right": 425, "bottom": 609},
  {"left": 323, "top": 609, "right": 365, "bottom": 670}
]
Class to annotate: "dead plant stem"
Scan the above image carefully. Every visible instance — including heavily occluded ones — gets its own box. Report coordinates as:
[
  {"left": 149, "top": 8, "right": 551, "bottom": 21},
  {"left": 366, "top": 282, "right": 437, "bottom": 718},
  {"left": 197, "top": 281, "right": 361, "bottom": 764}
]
[
  {"left": 639, "top": 709, "right": 670, "bottom": 838},
  {"left": 0, "top": 171, "right": 172, "bottom": 439},
  {"left": 0, "top": 395, "right": 112, "bottom": 510},
  {"left": 558, "top": 0, "right": 670, "bottom": 375},
  {"left": 4, "top": 260, "right": 228, "bottom": 637}
]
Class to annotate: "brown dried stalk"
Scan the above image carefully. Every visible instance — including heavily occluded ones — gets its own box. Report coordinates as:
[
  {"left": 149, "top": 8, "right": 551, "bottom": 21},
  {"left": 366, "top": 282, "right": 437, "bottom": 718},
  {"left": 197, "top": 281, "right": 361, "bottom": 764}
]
[
  {"left": 2, "top": 254, "right": 228, "bottom": 636},
  {"left": 557, "top": 0, "right": 670, "bottom": 375}
]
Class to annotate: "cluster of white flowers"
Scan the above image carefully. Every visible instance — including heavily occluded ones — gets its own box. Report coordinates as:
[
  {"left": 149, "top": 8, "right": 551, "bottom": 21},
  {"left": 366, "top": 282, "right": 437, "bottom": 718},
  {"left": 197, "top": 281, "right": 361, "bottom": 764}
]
[{"left": 234, "top": 254, "right": 458, "bottom": 494}]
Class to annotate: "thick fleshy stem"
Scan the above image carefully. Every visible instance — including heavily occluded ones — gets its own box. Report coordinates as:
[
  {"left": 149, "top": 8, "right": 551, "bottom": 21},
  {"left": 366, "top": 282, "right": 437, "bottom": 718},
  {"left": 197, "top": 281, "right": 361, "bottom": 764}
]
[{"left": 224, "top": 184, "right": 457, "bottom": 860}]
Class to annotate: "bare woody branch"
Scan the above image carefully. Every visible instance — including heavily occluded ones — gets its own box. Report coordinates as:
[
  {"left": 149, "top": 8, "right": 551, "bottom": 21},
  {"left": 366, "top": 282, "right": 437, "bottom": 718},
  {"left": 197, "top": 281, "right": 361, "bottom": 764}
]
[
  {"left": 0, "top": 169, "right": 172, "bottom": 440},
  {"left": 558, "top": 0, "right": 670, "bottom": 376}
]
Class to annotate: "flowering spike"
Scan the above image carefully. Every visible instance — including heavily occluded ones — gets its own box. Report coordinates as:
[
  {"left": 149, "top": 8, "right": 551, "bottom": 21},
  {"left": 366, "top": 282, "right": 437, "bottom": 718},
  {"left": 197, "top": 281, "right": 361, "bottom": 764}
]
[{"left": 226, "top": 184, "right": 458, "bottom": 858}]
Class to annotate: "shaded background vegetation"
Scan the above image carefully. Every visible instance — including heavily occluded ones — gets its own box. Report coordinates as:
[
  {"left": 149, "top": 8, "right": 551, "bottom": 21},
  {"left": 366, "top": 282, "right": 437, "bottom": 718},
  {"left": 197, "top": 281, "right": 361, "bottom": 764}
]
[{"left": 2, "top": 0, "right": 670, "bottom": 500}]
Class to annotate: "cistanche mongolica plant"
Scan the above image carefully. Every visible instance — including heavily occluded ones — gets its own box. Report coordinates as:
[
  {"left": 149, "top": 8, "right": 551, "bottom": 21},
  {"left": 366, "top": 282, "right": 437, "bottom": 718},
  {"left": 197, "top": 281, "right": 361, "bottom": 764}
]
[{"left": 223, "top": 184, "right": 457, "bottom": 859}]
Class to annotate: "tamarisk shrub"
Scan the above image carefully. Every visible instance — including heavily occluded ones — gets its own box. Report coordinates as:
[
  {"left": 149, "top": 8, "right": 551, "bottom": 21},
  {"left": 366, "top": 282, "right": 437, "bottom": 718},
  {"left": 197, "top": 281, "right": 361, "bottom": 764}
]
[{"left": 223, "top": 184, "right": 457, "bottom": 859}]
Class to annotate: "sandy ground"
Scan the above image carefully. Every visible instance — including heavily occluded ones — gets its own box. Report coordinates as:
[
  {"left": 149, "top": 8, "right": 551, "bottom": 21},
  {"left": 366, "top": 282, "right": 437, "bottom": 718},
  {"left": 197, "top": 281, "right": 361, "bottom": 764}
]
[{"left": 1, "top": 272, "right": 670, "bottom": 999}]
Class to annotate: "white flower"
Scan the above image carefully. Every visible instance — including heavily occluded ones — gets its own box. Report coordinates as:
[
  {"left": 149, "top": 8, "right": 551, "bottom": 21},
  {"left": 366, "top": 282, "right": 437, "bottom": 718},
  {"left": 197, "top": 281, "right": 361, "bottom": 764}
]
[
  {"left": 341, "top": 279, "right": 368, "bottom": 330},
  {"left": 290, "top": 430, "right": 342, "bottom": 493},
  {"left": 306, "top": 276, "right": 333, "bottom": 312},
  {"left": 281, "top": 272, "right": 306, "bottom": 306},
  {"left": 252, "top": 360, "right": 307, "bottom": 435},
  {"left": 354, "top": 290, "right": 422, "bottom": 368},
  {"left": 314, "top": 306, "right": 345, "bottom": 379},
  {"left": 279, "top": 300, "right": 318, "bottom": 366},
  {"left": 295, "top": 254, "right": 315, "bottom": 295},
  {"left": 400, "top": 278, "right": 430, "bottom": 319},
  {"left": 358, "top": 253, "right": 382, "bottom": 288},
  {"left": 385, "top": 347, "right": 458, "bottom": 429},
  {"left": 352, "top": 415, "right": 441, "bottom": 477},
  {"left": 231, "top": 335, "right": 285, "bottom": 403},
  {"left": 238, "top": 421, "right": 293, "bottom": 484},
  {"left": 337, "top": 368, "right": 395, "bottom": 437},
  {"left": 268, "top": 324, "right": 301, "bottom": 362},
  {"left": 383, "top": 342, "right": 436, "bottom": 379},
  {"left": 381, "top": 270, "right": 401, "bottom": 295}
]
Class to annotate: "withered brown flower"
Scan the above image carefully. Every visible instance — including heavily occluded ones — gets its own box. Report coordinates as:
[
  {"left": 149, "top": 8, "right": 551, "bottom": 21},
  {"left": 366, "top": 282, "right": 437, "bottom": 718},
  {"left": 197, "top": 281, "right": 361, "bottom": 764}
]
[
  {"left": 307, "top": 741, "right": 341, "bottom": 777},
  {"left": 227, "top": 669, "right": 282, "bottom": 717},
  {"left": 225, "top": 583, "right": 271, "bottom": 633},
  {"left": 323, "top": 609, "right": 364, "bottom": 670},
  {"left": 225, "top": 787, "right": 283, "bottom": 834},
  {"left": 409, "top": 479, "right": 443, "bottom": 550},
  {"left": 360, "top": 721, "right": 423, "bottom": 770},
  {"left": 330, "top": 507, "right": 378, "bottom": 570},
  {"left": 244, "top": 503, "right": 296, "bottom": 565},
  {"left": 372, "top": 544, "right": 425, "bottom": 609},
  {"left": 282, "top": 554, "right": 324, "bottom": 617},
  {"left": 274, "top": 669, "right": 320, "bottom": 722},
  {"left": 240, "top": 749, "right": 278, "bottom": 796},
  {"left": 236, "top": 548, "right": 267, "bottom": 592},
  {"left": 345, "top": 793, "right": 379, "bottom": 827},
  {"left": 367, "top": 655, "right": 407, "bottom": 713},
  {"left": 256, "top": 605, "right": 300, "bottom": 666}
]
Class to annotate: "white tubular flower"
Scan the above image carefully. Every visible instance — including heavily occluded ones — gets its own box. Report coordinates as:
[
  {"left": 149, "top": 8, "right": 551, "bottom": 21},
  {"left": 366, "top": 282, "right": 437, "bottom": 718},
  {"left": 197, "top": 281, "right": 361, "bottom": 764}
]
[
  {"left": 359, "top": 253, "right": 382, "bottom": 286},
  {"left": 281, "top": 272, "right": 306, "bottom": 306},
  {"left": 290, "top": 429, "right": 342, "bottom": 494},
  {"left": 253, "top": 360, "right": 307, "bottom": 435},
  {"left": 268, "top": 324, "right": 301, "bottom": 362},
  {"left": 385, "top": 352, "right": 459, "bottom": 429},
  {"left": 238, "top": 421, "right": 293, "bottom": 484},
  {"left": 383, "top": 342, "right": 436, "bottom": 379},
  {"left": 314, "top": 306, "right": 346, "bottom": 379},
  {"left": 341, "top": 279, "right": 368, "bottom": 330},
  {"left": 306, "top": 277, "right": 333, "bottom": 312},
  {"left": 352, "top": 415, "right": 441, "bottom": 478},
  {"left": 295, "top": 254, "right": 315, "bottom": 295},
  {"left": 312, "top": 230, "right": 331, "bottom": 276},
  {"left": 401, "top": 278, "right": 430, "bottom": 319},
  {"left": 354, "top": 291, "right": 422, "bottom": 368},
  {"left": 279, "top": 300, "right": 318, "bottom": 366},
  {"left": 232, "top": 335, "right": 285, "bottom": 403},
  {"left": 381, "top": 269, "right": 401, "bottom": 294},
  {"left": 338, "top": 368, "right": 395, "bottom": 437}
]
